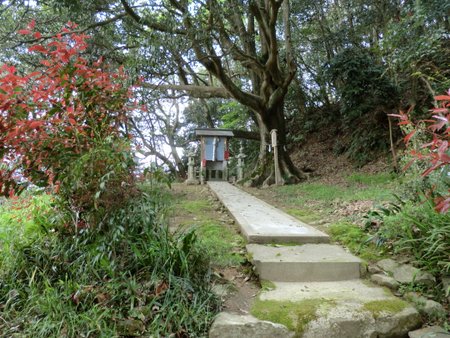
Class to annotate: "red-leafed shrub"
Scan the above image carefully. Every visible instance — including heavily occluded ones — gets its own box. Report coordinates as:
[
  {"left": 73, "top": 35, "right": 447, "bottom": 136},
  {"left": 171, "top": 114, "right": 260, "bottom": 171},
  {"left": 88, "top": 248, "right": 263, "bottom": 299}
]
[
  {"left": 0, "top": 22, "right": 135, "bottom": 225},
  {"left": 392, "top": 91, "right": 450, "bottom": 213}
]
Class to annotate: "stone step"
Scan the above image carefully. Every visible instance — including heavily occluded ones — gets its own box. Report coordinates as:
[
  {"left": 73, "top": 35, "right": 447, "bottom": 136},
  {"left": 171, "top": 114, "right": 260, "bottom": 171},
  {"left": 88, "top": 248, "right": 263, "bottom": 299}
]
[
  {"left": 247, "top": 243, "right": 362, "bottom": 282},
  {"left": 207, "top": 182, "right": 329, "bottom": 244},
  {"left": 253, "top": 280, "right": 421, "bottom": 338},
  {"left": 208, "top": 280, "right": 421, "bottom": 338}
]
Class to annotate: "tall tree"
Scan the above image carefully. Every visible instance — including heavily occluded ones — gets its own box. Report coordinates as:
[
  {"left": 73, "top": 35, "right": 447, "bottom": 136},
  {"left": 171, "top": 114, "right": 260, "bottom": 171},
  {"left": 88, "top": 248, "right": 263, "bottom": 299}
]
[
  {"left": 4, "top": 0, "right": 304, "bottom": 185},
  {"left": 117, "top": 0, "right": 303, "bottom": 185}
]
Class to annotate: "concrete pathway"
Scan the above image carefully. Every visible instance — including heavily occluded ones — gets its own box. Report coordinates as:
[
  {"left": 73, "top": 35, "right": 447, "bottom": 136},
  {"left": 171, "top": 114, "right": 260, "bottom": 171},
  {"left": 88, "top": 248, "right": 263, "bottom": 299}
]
[
  {"left": 207, "top": 181, "right": 329, "bottom": 244},
  {"left": 207, "top": 182, "right": 421, "bottom": 338}
]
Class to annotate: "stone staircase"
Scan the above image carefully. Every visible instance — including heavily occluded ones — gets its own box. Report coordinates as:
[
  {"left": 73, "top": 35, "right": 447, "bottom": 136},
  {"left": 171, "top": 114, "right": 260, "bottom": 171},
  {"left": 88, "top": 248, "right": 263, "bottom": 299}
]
[{"left": 207, "top": 182, "right": 422, "bottom": 338}]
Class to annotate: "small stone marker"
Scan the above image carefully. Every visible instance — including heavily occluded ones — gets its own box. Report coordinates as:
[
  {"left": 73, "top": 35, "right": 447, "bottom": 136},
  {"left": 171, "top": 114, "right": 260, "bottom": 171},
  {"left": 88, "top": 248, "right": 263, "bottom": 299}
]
[
  {"left": 236, "top": 143, "right": 246, "bottom": 181},
  {"left": 185, "top": 151, "right": 199, "bottom": 185}
]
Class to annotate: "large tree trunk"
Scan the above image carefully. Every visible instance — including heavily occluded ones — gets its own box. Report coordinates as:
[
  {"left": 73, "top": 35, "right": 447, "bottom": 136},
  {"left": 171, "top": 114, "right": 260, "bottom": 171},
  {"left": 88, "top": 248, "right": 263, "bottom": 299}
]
[{"left": 247, "top": 103, "right": 305, "bottom": 187}]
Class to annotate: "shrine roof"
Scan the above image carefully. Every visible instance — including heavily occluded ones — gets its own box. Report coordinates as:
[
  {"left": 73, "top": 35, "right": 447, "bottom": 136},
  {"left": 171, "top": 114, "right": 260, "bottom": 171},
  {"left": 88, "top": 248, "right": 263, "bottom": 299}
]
[{"left": 195, "top": 128, "right": 234, "bottom": 137}]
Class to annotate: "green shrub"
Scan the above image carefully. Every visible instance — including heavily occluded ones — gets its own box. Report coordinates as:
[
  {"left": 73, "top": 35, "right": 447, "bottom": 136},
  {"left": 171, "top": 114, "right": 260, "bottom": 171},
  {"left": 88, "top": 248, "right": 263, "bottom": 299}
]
[
  {"left": 377, "top": 200, "right": 450, "bottom": 275},
  {"left": 0, "top": 187, "right": 219, "bottom": 337}
]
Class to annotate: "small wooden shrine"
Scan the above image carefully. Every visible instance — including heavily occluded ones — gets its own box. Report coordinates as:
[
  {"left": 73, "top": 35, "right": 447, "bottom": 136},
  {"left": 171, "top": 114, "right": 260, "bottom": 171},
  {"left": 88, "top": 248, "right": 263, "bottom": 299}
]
[{"left": 195, "top": 128, "right": 234, "bottom": 183}]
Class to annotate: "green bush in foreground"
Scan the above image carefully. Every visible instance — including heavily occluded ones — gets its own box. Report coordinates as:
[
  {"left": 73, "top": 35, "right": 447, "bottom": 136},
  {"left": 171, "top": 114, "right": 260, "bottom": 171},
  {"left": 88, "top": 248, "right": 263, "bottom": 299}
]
[
  {"left": 0, "top": 185, "right": 219, "bottom": 337},
  {"left": 377, "top": 200, "right": 450, "bottom": 276}
]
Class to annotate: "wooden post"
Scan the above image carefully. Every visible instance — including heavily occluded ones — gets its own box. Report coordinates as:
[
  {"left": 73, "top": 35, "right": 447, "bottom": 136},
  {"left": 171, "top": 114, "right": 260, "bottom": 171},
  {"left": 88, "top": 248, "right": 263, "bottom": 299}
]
[{"left": 271, "top": 129, "right": 282, "bottom": 185}]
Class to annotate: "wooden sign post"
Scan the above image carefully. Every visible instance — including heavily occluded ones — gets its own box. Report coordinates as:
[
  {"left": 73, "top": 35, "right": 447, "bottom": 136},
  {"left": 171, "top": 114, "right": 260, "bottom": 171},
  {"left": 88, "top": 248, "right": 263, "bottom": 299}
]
[{"left": 271, "top": 129, "right": 282, "bottom": 185}]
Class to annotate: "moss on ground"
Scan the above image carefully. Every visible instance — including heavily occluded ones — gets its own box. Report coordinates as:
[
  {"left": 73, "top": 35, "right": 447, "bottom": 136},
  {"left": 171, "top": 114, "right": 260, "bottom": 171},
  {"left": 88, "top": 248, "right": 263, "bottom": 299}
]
[
  {"left": 328, "top": 222, "right": 387, "bottom": 262},
  {"left": 260, "top": 280, "right": 276, "bottom": 291},
  {"left": 251, "top": 298, "right": 335, "bottom": 336},
  {"left": 363, "top": 299, "right": 409, "bottom": 318}
]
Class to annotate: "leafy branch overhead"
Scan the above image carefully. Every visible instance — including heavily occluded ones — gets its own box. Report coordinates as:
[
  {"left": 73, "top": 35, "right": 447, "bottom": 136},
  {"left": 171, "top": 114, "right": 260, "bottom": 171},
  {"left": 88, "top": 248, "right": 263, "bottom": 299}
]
[
  {"left": 392, "top": 91, "right": 450, "bottom": 213},
  {"left": 0, "top": 22, "right": 132, "bottom": 198}
]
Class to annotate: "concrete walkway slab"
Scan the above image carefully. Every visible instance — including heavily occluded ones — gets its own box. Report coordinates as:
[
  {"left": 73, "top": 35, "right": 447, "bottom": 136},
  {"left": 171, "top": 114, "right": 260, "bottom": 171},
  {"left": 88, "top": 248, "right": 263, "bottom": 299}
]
[
  {"left": 207, "top": 182, "right": 329, "bottom": 244},
  {"left": 260, "top": 280, "right": 392, "bottom": 303},
  {"left": 247, "top": 243, "right": 362, "bottom": 282}
]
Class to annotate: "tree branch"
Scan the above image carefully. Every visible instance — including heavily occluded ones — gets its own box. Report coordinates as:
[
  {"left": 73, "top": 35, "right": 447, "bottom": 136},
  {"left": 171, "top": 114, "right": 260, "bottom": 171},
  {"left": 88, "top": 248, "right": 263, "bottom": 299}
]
[
  {"left": 141, "top": 83, "right": 233, "bottom": 99},
  {"left": 120, "top": 0, "right": 186, "bottom": 35}
]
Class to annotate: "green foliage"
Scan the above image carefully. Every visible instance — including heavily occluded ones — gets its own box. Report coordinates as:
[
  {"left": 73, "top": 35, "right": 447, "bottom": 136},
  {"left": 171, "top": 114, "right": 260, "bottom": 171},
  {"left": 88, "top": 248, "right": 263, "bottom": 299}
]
[
  {"left": 375, "top": 200, "right": 450, "bottom": 276},
  {"left": 0, "top": 186, "right": 220, "bottom": 337},
  {"left": 0, "top": 194, "right": 54, "bottom": 269},
  {"left": 329, "top": 222, "right": 386, "bottom": 262},
  {"left": 326, "top": 47, "right": 399, "bottom": 164},
  {"left": 56, "top": 139, "right": 137, "bottom": 230},
  {"left": 382, "top": 1, "right": 450, "bottom": 104},
  {"left": 327, "top": 48, "right": 398, "bottom": 122}
]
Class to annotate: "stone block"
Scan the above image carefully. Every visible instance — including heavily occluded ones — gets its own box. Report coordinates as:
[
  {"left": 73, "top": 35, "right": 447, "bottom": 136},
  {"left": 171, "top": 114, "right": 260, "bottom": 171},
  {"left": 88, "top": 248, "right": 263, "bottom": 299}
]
[
  {"left": 370, "top": 274, "right": 399, "bottom": 290},
  {"left": 409, "top": 326, "right": 449, "bottom": 338},
  {"left": 377, "top": 259, "right": 398, "bottom": 274},
  {"left": 393, "top": 264, "right": 435, "bottom": 286},
  {"left": 209, "top": 312, "right": 294, "bottom": 338}
]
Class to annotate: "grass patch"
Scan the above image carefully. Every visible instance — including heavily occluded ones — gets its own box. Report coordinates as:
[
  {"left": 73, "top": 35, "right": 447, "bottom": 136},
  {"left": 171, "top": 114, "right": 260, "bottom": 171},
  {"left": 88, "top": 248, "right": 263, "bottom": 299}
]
[
  {"left": 178, "top": 199, "right": 211, "bottom": 214},
  {"left": 170, "top": 185, "right": 246, "bottom": 268},
  {"left": 363, "top": 299, "right": 409, "bottom": 318},
  {"left": 251, "top": 298, "right": 335, "bottom": 336},
  {"left": 272, "top": 177, "right": 397, "bottom": 211},
  {"left": 285, "top": 208, "right": 321, "bottom": 223},
  {"left": 196, "top": 221, "right": 245, "bottom": 267},
  {"left": 347, "top": 172, "right": 397, "bottom": 186},
  {"left": 329, "top": 222, "right": 387, "bottom": 262}
]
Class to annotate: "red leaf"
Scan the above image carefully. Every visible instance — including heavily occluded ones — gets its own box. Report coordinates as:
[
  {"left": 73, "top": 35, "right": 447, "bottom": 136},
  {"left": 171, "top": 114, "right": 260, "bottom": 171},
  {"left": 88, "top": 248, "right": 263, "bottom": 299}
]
[
  {"left": 29, "top": 45, "right": 47, "bottom": 53},
  {"left": 430, "top": 108, "right": 449, "bottom": 113},
  {"left": 434, "top": 95, "right": 450, "bottom": 101},
  {"left": 33, "top": 32, "right": 42, "bottom": 39},
  {"left": 402, "top": 159, "right": 415, "bottom": 172},
  {"left": 435, "top": 196, "right": 450, "bottom": 214},
  {"left": 422, "top": 163, "right": 441, "bottom": 177},
  {"left": 18, "top": 29, "right": 32, "bottom": 35},
  {"left": 430, "top": 120, "right": 447, "bottom": 132},
  {"left": 438, "top": 140, "right": 448, "bottom": 156},
  {"left": 404, "top": 130, "right": 416, "bottom": 144},
  {"left": 28, "top": 20, "right": 36, "bottom": 30},
  {"left": 29, "top": 121, "right": 44, "bottom": 129}
]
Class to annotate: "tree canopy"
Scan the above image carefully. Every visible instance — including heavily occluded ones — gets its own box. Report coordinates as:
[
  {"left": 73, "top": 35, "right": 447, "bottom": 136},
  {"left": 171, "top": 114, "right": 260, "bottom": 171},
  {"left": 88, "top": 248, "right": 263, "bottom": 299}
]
[{"left": 1, "top": 0, "right": 449, "bottom": 183}]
